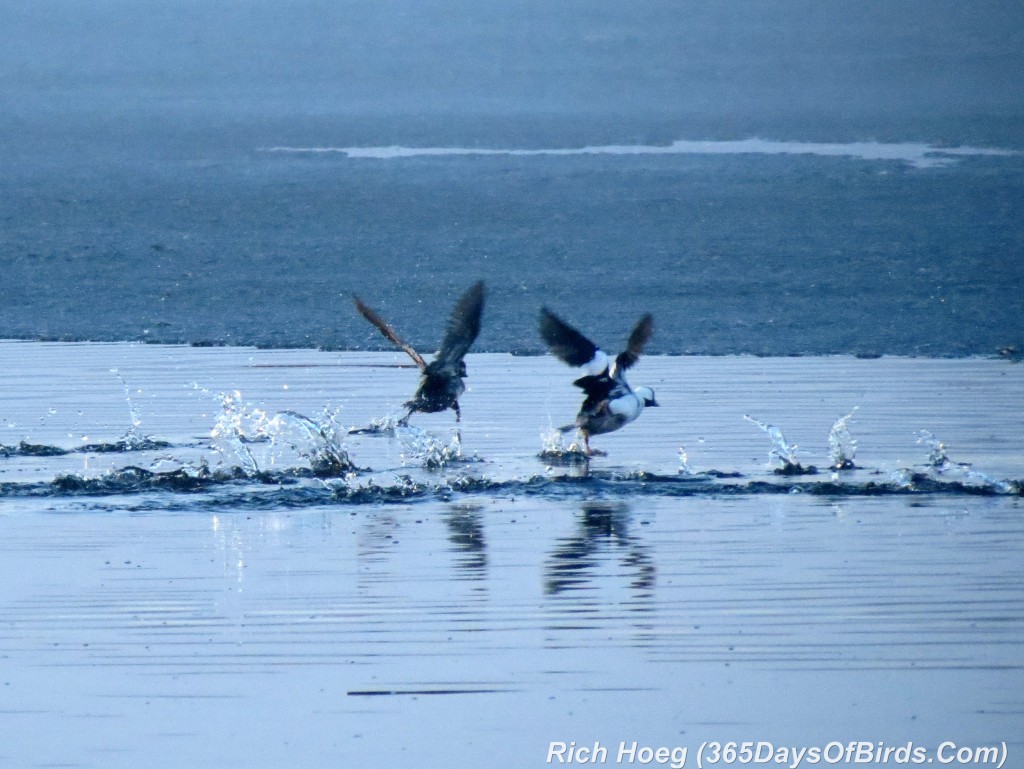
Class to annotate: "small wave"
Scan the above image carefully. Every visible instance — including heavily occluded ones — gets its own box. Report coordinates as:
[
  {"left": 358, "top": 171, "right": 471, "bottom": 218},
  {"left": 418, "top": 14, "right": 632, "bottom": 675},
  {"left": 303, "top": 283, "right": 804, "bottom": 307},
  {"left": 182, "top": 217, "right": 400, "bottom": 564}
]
[
  {"left": 259, "top": 139, "right": 1020, "bottom": 169},
  {"left": 1, "top": 441, "right": 69, "bottom": 458},
  {"left": 1, "top": 437, "right": 174, "bottom": 458},
  {"left": 79, "top": 436, "right": 175, "bottom": 453},
  {"left": 2, "top": 466, "right": 1018, "bottom": 509}
]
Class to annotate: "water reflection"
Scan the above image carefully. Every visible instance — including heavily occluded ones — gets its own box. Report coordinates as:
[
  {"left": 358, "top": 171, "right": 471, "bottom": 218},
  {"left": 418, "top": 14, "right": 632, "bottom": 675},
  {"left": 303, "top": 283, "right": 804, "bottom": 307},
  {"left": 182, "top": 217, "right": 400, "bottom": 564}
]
[
  {"left": 355, "top": 511, "right": 404, "bottom": 597},
  {"left": 544, "top": 502, "right": 655, "bottom": 598},
  {"left": 445, "top": 504, "right": 487, "bottom": 578}
]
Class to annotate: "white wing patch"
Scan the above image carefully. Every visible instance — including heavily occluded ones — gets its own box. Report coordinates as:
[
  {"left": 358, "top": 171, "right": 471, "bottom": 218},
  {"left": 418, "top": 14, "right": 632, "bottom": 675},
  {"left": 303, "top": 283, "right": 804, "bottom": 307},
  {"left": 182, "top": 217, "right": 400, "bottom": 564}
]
[{"left": 579, "top": 349, "right": 610, "bottom": 377}]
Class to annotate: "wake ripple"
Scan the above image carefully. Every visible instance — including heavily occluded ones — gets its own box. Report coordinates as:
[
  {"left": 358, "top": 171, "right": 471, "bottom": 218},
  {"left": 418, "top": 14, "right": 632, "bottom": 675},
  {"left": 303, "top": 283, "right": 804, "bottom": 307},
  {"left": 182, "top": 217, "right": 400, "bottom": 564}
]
[
  {"left": 1, "top": 467, "right": 1019, "bottom": 510},
  {"left": 0, "top": 437, "right": 174, "bottom": 457}
]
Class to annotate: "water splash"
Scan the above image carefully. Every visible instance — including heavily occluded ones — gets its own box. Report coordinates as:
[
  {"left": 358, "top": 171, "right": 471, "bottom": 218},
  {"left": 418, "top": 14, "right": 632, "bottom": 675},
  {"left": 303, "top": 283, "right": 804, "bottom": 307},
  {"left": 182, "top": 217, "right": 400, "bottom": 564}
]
[
  {"left": 348, "top": 412, "right": 405, "bottom": 435},
  {"left": 678, "top": 446, "right": 695, "bottom": 476},
  {"left": 889, "top": 468, "right": 916, "bottom": 489},
  {"left": 828, "top": 408, "right": 859, "bottom": 470},
  {"left": 209, "top": 391, "right": 266, "bottom": 474},
  {"left": 958, "top": 466, "right": 1016, "bottom": 494},
  {"left": 1, "top": 372, "right": 170, "bottom": 457},
  {"left": 744, "top": 415, "right": 816, "bottom": 475},
  {"left": 109, "top": 369, "right": 165, "bottom": 450},
  {"left": 916, "top": 430, "right": 950, "bottom": 470},
  {"left": 540, "top": 426, "right": 565, "bottom": 454},
  {"left": 914, "top": 430, "right": 1014, "bottom": 493},
  {"left": 207, "top": 392, "right": 357, "bottom": 477},
  {"left": 111, "top": 369, "right": 142, "bottom": 432},
  {"left": 537, "top": 426, "right": 588, "bottom": 465},
  {"left": 396, "top": 425, "right": 464, "bottom": 469},
  {"left": 268, "top": 409, "right": 356, "bottom": 477}
]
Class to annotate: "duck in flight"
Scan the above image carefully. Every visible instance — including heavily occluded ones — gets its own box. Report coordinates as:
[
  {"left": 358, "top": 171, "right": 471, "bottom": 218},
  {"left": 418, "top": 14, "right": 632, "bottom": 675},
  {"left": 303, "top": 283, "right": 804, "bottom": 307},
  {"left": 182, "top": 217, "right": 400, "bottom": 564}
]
[
  {"left": 354, "top": 281, "right": 485, "bottom": 424},
  {"left": 539, "top": 307, "right": 658, "bottom": 455}
]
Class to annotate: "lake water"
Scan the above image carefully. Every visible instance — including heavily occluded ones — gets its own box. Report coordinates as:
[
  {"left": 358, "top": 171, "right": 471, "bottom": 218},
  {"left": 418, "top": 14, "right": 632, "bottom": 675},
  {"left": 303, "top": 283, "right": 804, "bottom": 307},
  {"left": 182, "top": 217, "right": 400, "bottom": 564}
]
[
  {"left": 2, "top": 2, "right": 1023, "bottom": 358},
  {"left": 3, "top": 2, "right": 1023, "bottom": 764},
  {"left": 1, "top": 341, "right": 1021, "bottom": 768}
]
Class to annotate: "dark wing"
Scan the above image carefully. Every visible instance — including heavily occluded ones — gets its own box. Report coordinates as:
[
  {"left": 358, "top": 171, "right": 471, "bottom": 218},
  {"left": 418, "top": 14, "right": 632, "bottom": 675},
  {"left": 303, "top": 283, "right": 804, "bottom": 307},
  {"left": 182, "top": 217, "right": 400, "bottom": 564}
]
[
  {"left": 539, "top": 307, "right": 600, "bottom": 367},
  {"left": 435, "top": 280, "right": 486, "bottom": 365},
  {"left": 614, "top": 313, "right": 653, "bottom": 372},
  {"left": 353, "top": 295, "right": 428, "bottom": 371},
  {"left": 572, "top": 373, "right": 617, "bottom": 402}
]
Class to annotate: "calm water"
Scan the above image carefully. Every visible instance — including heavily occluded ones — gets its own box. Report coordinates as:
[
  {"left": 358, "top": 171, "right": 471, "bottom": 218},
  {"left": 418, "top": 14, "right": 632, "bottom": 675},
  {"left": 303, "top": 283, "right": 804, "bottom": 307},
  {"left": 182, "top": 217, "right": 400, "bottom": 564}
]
[
  {"left": 1, "top": 342, "right": 1021, "bottom": 768},
  {"left": 2, "top": 2, "right": 1023, "bottom": 356}
]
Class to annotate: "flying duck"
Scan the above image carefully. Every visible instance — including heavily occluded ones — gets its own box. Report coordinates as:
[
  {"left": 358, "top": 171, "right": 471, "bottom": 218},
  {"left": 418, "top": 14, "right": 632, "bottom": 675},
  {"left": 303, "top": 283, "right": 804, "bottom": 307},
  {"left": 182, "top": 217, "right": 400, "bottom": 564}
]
[
  {"left": 539, "top": 307, "right": 658, "bottom": 455},
  {"left": 354, "top": 281, "right": 485, "bottom": 424}
]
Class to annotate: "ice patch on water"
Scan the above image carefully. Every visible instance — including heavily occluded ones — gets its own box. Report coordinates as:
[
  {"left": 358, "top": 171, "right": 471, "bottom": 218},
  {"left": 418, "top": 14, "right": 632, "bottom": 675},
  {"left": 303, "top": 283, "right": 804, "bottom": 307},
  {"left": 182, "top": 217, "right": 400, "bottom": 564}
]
[{"left": 261, "top": 138, "right": 1021, "bottom": 169}]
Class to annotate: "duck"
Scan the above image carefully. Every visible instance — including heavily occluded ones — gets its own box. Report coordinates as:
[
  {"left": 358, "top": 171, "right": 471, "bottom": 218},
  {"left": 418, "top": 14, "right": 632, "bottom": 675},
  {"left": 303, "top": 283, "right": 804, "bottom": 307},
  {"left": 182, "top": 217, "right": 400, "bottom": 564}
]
[
  {"left": 539, "top": 307, "right": 658, "bottom": 455},
  {"left": 354, "top": 281, "right": 485, "bottom": 424}
]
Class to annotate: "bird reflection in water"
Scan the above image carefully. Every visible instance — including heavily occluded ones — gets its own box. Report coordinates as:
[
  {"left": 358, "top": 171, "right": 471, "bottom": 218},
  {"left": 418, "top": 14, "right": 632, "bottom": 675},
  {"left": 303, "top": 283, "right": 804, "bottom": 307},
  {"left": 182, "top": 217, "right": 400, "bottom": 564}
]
[
  {"left": 544, "top": 502, "right": 655, "bottom": 598},
  {"left": 445, "top": 504, "right": 488, "bottom": 578}
]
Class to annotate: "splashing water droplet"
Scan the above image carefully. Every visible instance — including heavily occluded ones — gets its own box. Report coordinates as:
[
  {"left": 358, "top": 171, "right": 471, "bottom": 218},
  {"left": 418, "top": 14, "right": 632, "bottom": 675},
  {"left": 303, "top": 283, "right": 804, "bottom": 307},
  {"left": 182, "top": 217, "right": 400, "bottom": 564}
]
[
  {"left": 678, "top": 446, "right": 694, "bottom": 475},
  {"left": 914, "top": 429, "right": 1014, "bottom": 492},
  {"left": 958, "top": 466, "right": 1015, "bottom": 494},
  {"left": 916, "top": 429, "right": 949, "bottom": 470},
  {"left": 397, "top": 425, "right": 463, "bottom": 469},
  {"left": 537, "top": 426, "right": 588, "bottom": 464},
  {"left": 540, "top": 427, "right": 566, "bottom": 454},
  {"left": 745, "top": 414, "right": 799, "bottom": 468},
  {"left": 890, "top": 468, "right": 916, "bottom": 488},
  {"left": 828, "top": 408, "right": 858, "bottom": 470},
  {"left": 209, "top": 391, "right": 265, "bottom": 474},
  {"left": 271, "top": 409, "right": 355, "bottom": 477}
]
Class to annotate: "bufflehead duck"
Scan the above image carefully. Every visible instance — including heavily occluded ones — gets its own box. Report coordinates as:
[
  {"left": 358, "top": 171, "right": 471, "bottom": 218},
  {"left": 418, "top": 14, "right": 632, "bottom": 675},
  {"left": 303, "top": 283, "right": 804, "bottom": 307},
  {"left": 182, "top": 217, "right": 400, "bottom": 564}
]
[
  {"left": 539, "top": 307, "right": 658, "bottom": 455},
  {"left": 354, "top": 281, "right": 485, "bottom": 424}
]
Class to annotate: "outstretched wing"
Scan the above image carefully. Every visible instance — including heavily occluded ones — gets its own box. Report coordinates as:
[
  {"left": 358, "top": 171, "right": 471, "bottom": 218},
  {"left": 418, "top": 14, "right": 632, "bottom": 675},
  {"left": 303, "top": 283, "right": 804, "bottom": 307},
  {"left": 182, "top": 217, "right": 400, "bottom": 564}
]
[
  {"left": 539, "top": 307, "right": 604, "bottom": 368},
  {"left": 572, "top": 372, "right": 617, "bottom": 402},
  {"left": 436, "top": 280, "right": 486, "bottom": 365},
  {"left": 614, "top": 313, "right": 653, "bottom": 373},
  {"left": 353, "top": 295, "right": 428, "bottom": 371}
]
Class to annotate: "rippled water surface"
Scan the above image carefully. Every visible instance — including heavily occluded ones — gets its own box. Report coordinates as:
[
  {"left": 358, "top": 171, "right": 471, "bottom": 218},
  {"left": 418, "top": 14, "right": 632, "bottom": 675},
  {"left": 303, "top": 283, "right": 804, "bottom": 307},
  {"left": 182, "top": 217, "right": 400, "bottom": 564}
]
[{"left": 1, "top": 342, "right": 1022, "bottom": 768}]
